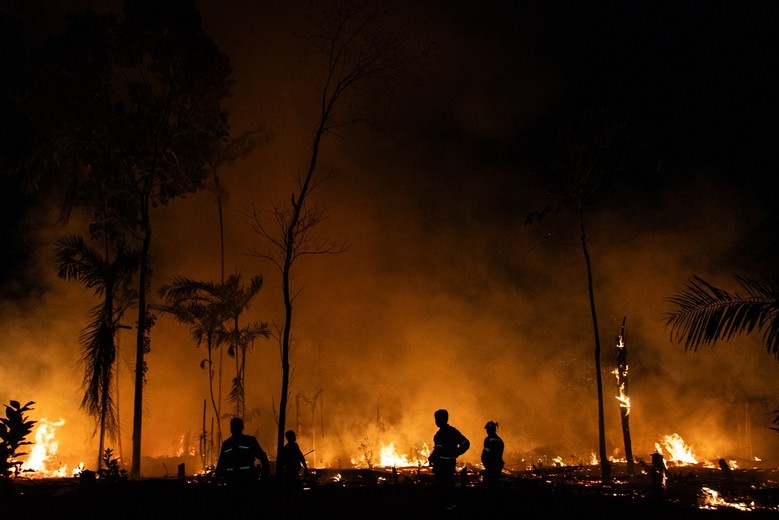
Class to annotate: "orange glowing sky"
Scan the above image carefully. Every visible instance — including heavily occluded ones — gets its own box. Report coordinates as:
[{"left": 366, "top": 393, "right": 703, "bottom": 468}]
[{"left": 2, "top": 1, "right": 778, "bottom": 477}]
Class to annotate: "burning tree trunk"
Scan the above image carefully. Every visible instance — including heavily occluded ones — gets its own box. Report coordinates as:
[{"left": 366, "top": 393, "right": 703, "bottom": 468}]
[{"left": 615, "top": 316, "right": 634, "bottom": 475}]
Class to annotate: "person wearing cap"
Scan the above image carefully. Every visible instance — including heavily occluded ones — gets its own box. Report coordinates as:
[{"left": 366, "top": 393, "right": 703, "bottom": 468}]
[{"left": 481, "top": 421, "right": 505, "bottom": 490}]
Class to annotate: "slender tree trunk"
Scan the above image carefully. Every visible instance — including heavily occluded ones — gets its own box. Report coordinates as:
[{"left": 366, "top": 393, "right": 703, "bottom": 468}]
[
  {"left": 217, "top": 342, "right": 223, "bottom": 444},
  {"left": 98, "top": 232, "right": 111, "bottom": 472},
  {"left": 277, "top": 253, "right": 293, "bottom": 475},
  {"left": 97, "top": 309, "right": 113, "bottom": 473},
  {"left": 215, "top": 171, "right": 225, "bottom": 285},
  {"left": 276, "top": 128, "right": 324, "bottom": 473},
  {"left": 276, "top": 104, "right": 325, "bottom": 473},
  {"left": 115, "top": 333, "right": 124, "bottom": 463},
  {"left": 240, "top": 340, "right": 247, "bottom": 418},
  {"left": 131, "top": 206, "right": 152, "bottom": 479},
  {"left": 98, "top": 368, "right": 110, "bottom": 471},
  {"left": 232, "top": 315, "right": 243, "bottom": 418},
  {"left": 215, "top": 170, "right": 225, "bottom": 448},
  {"left": 579, "top": 203, "right": 610, "bottom": 483},
  {"left": 201, "top": 399, "right": 207, "bottom": 469},
  {"left": 206, "top": 339, "right": 220, "bottom": 459}
]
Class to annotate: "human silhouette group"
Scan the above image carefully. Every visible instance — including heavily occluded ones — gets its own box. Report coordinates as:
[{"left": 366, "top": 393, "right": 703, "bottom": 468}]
[
  {"left": 214, "top": 417, "right": 309, "bottom": 496},
  {"left": 215, "top": 409, "right": 506, "bottom": 510}
]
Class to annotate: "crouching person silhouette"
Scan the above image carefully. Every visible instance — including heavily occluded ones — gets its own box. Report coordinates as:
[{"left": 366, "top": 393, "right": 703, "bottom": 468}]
[{"left": 215, "top": 417, "right": 271, "bottom": 492}]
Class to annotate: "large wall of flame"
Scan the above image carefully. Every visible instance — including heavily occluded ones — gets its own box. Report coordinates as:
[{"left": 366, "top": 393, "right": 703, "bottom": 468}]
[{"left": 2, "top": 1, "right": 778, "bottom": 477}]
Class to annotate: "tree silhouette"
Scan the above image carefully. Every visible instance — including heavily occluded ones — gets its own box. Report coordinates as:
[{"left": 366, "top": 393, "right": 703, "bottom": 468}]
[
  {"left": 245, "top": 0, "right": 406, "bottom": 471},
  {"left": 55, "top": 235, "right": 139, "bottom": 471},
  {"left": 14, "top": 0, "right": 236, "bottom": 478},
  {"left": 217, "top": 274, "right": 271, "bottom": 419},
  {"left": 203, "top": 128, "right": 272, "bottom": 429},
  {"left": 157, "top": 274, "right": 269, "bottom": 427},
  {"left": 155, "top": 279, "right": 227, "bottom": 465},
  {"left": 526, "top": 109, "right": 621, "bottom": 482}
]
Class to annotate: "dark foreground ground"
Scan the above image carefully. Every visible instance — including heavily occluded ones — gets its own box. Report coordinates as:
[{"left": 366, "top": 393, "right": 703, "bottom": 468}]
[{"left": 3, "top": 466, "right": 779, "bottom": 519}]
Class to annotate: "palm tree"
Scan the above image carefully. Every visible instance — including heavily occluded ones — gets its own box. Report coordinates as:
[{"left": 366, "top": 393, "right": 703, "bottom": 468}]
[
  {"left": 155, "top": 281, "right": 227, "bottom": 463},
  {"left": 525, "top": 109, "right": 619, "bottom": 482},
  {"left": 217, "top": 274, "right": 270, "bottom": 419},
  {"left": 54, "top": 235, "right": 139, "bottom": 471},
  {"left": 156, "top": 274, "right": 269, "bottom": 432},
  {"left": 203, "top": 128, "right": 271, "bottom": 423},
  {"left": 664, "top": 275, "right": 779, "bottom": 430},
  {"left": 244, "top": 0, "right": 402, "bottom": 469}
]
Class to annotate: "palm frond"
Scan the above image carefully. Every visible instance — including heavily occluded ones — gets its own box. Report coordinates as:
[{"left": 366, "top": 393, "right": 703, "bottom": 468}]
[
  {"left": 78, "top": 308, "right": 118, "bottom": 435},
  {"left": 158, "top": 276, "right": 223, "bottom": 303},
  {"left": 242, "top": 321, "right": 271, "bottom": 344},
  {"left": 228, "top": 376, "right": 243, "bottom": 407},
  {"left": 54, "top": 235, "right": 106, "bottom": 294},
  {"left": 664, "top": 275, "right": 779, "bottom": 358}
]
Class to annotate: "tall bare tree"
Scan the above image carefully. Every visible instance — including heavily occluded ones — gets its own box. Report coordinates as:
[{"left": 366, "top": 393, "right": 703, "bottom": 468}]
[
  {"left": 245, "top": 0, "right": 405, "bottom": 471},
  {"left": 526, "top": 109, "right": 620, "bottom": 482}
]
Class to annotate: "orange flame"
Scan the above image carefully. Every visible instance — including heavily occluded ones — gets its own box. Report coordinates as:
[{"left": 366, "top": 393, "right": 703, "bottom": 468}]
[
  {"left": 351, "top": 441, "right": 430, "bottom": 468},
  {"left": 20, "top": 418, "right": 73, "bottom": 477},
  {"left": 655, "top": 433, "right": 697, "bottom": 464}
]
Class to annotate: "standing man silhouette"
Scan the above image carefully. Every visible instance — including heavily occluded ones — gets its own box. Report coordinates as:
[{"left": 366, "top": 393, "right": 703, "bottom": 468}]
[
  {"left": 280, "top": 429, "right": 309, "bottom": 495},
  {"left": 428, "top": 409, "right": 470, "bottom": 509},
  {"left": 481, "top": 421, "right": 504, "bottom": 491},
  {"left": 215, "top": 417, "right": 270, "bottom": 490}
]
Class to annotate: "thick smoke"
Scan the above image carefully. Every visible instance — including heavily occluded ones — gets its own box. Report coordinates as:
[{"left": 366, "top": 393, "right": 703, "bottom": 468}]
[{"left": 2, "top": 1, "right": 777, "bottom": 477}]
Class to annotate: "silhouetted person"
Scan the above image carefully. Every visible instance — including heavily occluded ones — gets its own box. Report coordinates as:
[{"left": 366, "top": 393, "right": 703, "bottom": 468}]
[
  {"left": 648, "top": 451, "right": 668, "bottom": 500},
  {"left": 719, "top": 458, "right": 734, "bottom": 497},
  {"left": 279, "top": 429, "right": 309, "bottom": 495},
  {"left": 481, "top": 420, "right": 504, "bottom": 491},
  {"left": 215, "top": 417, "right": 270, "bottom": 491},
  {"left": 428, "top": 409, "right": 470, "bottom": 509}
]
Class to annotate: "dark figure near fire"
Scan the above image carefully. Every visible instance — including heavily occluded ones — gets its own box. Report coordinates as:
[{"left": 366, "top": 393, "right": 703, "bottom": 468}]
[
  {"left": 280, "top": 429, "right": 309, "bottom": 494},
  {"left": 481, "top": 421, "right": 504, "bottom": 490},
  {"left": 215, "top": 417, "right": 271, "bottom": 490},
  {"left": 649, "top": 451, "right": 668, "bottom": 500},
  {"left": 429, "top": 409, "right": 470, "bottom": 509}
]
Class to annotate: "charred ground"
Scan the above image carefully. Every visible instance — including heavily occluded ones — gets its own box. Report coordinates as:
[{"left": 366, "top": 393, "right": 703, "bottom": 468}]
[{"left": 3, "top": 464, "right": 779, "bottom": 519}]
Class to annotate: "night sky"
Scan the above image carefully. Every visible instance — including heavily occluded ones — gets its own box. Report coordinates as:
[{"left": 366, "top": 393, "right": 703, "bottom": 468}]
[{"left": 2, "top": 0, "right": 779, "bottom": 475}]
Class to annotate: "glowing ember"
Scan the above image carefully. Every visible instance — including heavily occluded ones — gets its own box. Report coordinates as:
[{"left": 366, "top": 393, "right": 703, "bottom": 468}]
[
  {"left": 699, "top": 486, "right": 754, "bottom": 511},
  {"left": 655, "top": 433, "right": 697, "bottom": 464}
]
